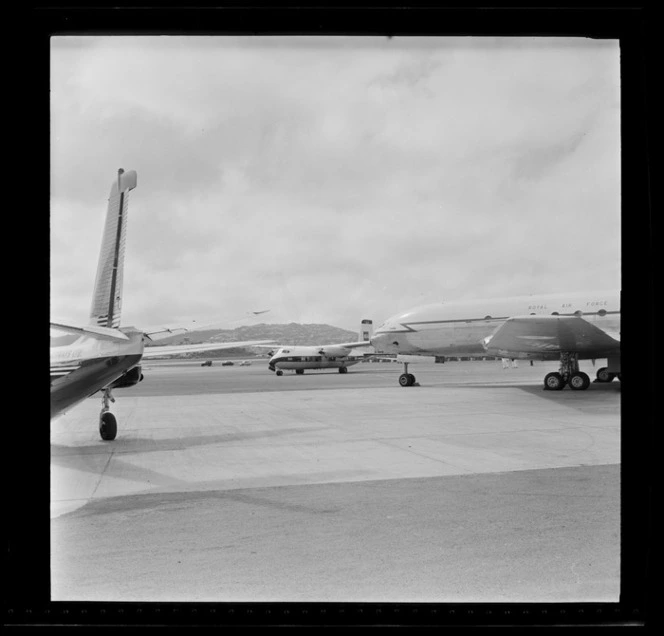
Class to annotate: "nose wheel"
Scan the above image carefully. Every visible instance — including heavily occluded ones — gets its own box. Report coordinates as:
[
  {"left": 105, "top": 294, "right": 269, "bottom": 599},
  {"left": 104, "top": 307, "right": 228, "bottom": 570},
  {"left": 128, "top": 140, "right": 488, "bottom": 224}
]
[
  {"left": 99, "top": 388, "right": 118, "bottom": 440},
  {"left": 398, "top": 362, "right": 416, "bottom": 387},
  {"left": 543, "top": 353, "right": 590, "bottom": 391}
]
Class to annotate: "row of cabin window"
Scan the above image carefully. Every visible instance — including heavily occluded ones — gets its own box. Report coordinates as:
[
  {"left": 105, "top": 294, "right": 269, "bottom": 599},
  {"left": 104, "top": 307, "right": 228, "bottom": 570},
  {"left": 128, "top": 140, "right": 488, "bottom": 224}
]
[
  {"left": 281, "top": 356, "right": 334, "bottom": 362},
  {"left": 483, "top": 309, "right": 609, "bottom": 319},
  {"left": 536, "top": 309, "right": 609, "bottom": 317}
]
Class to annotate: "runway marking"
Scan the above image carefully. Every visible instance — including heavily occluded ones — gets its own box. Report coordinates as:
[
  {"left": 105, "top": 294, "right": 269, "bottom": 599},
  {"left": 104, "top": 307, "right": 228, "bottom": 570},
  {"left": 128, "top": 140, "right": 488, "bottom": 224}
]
[{"left": 89, "top": 451, "right": 115, "bottom": 500}]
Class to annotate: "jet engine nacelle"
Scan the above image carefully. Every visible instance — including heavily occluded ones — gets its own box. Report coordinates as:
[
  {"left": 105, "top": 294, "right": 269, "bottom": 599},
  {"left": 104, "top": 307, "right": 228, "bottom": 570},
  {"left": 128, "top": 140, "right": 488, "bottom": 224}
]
[{"left": 109, "top": 365, "right": 144, "bottom": 389}]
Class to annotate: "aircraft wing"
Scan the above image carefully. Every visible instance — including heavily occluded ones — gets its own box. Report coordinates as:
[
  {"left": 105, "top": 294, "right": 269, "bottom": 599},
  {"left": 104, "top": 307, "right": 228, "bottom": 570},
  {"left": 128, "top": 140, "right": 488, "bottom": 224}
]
[
  {"left": 596, "top": 324, "right": 621, "bottom": 343},
  {"left": 141, "top": 340, "right": 276, "bottom": 358},
  {"left": 483, "top": 315, "right": 620, "bottom": 355},
  {"left": 251, "top": 341, "right": 371, "bottom": 349},
  {"left": 332, "top": 341, "right": 374, "bottom": 349},
  {"left": 50, "top": 321, "right": 130, "bottom": 342}
]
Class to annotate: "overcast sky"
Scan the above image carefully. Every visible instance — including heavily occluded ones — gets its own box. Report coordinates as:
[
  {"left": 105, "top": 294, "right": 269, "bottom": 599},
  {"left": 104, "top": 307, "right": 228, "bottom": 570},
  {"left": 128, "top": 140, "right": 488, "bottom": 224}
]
[{"left": 50, "top": 36, "right": 620, "bottom": 333}]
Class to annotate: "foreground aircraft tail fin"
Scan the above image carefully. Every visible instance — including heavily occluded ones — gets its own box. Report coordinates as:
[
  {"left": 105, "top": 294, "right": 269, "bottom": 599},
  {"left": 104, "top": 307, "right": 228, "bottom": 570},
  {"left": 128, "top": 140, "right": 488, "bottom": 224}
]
[{"left": 89, "top": 169, "right": 138, "bottom": 329}]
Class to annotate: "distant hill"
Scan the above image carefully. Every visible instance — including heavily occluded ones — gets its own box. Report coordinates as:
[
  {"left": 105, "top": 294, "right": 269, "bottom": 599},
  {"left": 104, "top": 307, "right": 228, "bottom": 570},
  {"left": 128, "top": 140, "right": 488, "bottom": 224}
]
[{"left": 145, "top": 323, "right": 359, "bottom": 357}]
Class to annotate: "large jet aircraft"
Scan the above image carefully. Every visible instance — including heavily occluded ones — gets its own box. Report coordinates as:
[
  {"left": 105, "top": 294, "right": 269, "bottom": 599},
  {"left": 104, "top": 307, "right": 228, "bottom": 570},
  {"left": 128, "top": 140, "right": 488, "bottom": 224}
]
[
  {"left": 267, "top": 319, "right": 374, "bottom": 376},
  {"left": 370, "top": 291, "right": 620, "bottom": 390},
  {"left": 50, "top": 169, "right": 274, "bottom": 440}
]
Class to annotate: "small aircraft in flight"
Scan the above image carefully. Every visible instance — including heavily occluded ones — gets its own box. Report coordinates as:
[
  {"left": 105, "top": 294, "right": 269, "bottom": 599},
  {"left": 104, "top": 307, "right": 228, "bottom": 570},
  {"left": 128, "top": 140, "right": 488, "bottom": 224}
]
[
  {"left": 371, "top": 291, "right": 620, "bottom": 390},
  {"left": 266, "top": 319, "right": 374, "bottom": 376},
  {"left": 50, "top": 169, "right": 274, "bottom": 440}
]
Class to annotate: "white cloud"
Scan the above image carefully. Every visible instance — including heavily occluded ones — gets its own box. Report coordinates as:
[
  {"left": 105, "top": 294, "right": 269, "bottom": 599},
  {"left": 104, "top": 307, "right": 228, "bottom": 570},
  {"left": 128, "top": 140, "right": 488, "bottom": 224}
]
[{"left": 50, "top": 36, "right": 620, "bottom": 331}]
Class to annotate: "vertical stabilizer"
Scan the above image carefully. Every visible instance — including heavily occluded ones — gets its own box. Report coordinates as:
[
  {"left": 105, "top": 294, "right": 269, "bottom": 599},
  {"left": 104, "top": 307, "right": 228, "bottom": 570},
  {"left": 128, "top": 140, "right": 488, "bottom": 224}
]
[
  {"left": 359, "top": 319, "right": 373, "bottom": 343},
  {"left": 89, "top": 169, "right": 137, "bottom": 328}
]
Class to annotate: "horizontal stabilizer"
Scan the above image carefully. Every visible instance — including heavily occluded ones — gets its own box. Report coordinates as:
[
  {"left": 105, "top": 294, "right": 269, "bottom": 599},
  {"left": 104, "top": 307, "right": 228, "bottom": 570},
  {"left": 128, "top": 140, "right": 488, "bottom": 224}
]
[
  {"left": 50, "top": 321, "right": 130, "bottom": 342},
  {"left": 143, "top": 327, "right": 189, "bottom": 341}
]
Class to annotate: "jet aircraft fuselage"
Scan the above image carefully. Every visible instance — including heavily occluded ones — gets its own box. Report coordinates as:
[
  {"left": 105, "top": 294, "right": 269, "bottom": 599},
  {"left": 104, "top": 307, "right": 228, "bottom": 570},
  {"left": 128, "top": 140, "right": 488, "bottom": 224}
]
[
  {"left": 50, "top": 327, "right": 145, "bottom": 418},
  {"left": 372, "top": 290, "right": 620, "bottom": 361}
]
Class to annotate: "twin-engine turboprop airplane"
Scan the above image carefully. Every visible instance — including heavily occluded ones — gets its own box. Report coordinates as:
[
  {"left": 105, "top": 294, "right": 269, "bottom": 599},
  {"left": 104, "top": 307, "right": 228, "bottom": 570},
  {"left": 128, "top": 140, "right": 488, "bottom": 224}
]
[
  {"left": 267, "top": 319, "right": 374, "bottom": 376},
  {"left": 50, "top": 169, "right": 274, "bottom": 440},
  {"left": 371, "top": 291, "right": 620, "bottom": 390}
]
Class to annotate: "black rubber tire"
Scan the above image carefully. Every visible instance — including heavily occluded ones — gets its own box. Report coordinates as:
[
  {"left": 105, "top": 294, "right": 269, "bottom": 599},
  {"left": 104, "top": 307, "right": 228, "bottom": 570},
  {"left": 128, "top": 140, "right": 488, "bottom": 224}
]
[
  {"left": 596, "top": 367, "right": 615, "bottom": 382},
  {"left": 544, "top": 372, "right": 565, "bottom": 391},
  {"left": 569, "top": 371, "right": 591, "bottom": 391},
  {"left": 99, "top": 412, "right": 117, "bottom": 441}
]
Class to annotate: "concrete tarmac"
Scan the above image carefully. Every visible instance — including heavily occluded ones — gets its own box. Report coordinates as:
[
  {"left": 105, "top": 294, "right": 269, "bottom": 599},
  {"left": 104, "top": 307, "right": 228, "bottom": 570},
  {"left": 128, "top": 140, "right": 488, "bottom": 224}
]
[{"left": 51, "top": 359, "right": 620, "bottom": 602}]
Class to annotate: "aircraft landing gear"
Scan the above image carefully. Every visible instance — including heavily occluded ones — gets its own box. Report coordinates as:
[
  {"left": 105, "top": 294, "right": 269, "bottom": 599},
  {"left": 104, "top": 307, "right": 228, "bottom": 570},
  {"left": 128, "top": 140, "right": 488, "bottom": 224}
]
[
  {"left": 568, "top": 371, "right": 591, "bottom": 391},
  {"left": 339, "top": 366, "right": 348, "bottom": 374},
  {"left": 398, "top": 362, "right": 416, "bottom": 387},
  {"left": 276, "top": 369, "right": 283, "bottom": 376},
  {"left": 543, "top": 352, "right": 590, "bottom": 391},
  {"left": 595, "top": 367, "right": 616, "bottom": 383},
  {"left": 99, "top": 388, "right": 118, "bottom": 441},
  {"left": 296, "top": 369, "right": 305, "bottom": 375},
  {"left": 543, "top": 372, "right": 566, "bottom": 391}
]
